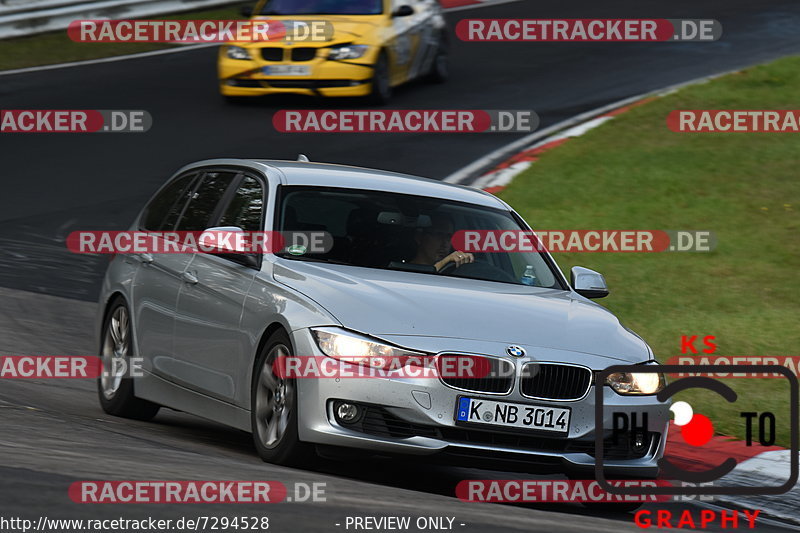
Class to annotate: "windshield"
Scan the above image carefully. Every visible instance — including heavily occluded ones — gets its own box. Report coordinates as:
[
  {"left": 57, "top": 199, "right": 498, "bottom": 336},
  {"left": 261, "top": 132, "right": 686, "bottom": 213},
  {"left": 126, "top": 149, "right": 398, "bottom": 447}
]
[
  {"left": 276, "top": 186, "right": 564, "bottom": 288},
  {"left": 258, "top": 0, "right": 383, "bottom": 15}
]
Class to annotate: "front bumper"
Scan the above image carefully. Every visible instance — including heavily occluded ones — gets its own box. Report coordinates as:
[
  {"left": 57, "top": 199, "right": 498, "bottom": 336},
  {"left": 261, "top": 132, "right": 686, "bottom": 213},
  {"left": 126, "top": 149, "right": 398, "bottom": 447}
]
[
  {"left": 218, "top": 45, "right": 375, "bottom": 97},
  {"left": 291, "top": 329, "right": 670, "bottom": 477}
]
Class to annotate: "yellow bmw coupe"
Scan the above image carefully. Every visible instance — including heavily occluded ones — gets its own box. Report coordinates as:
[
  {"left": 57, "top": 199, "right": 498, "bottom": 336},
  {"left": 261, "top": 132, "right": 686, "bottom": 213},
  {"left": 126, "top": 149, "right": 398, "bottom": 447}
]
[{"left": 218, "top": 0, "right": 449, "bottom": 104}]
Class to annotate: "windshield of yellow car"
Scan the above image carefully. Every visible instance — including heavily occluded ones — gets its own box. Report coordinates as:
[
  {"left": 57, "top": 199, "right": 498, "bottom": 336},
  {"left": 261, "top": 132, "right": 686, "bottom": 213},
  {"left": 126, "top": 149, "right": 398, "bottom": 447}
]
[{"left": 259, "top": 0, "right": 383, "bottom": 15}]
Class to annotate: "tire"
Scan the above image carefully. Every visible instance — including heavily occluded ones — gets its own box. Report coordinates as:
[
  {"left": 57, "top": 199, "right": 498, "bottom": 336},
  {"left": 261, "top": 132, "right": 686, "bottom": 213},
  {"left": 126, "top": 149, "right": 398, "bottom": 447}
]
[
  {"left": 368, "top": 53, "right": 392, "bottom": 105},
  {"left": 426, "top": 39, "right": 449, "bottom": 83},
  {"left": 97, "top": 297, "right": 160, "bottom": 420},
  {"left": 251, "top": 329, "right": 314, "bottom": 466}
]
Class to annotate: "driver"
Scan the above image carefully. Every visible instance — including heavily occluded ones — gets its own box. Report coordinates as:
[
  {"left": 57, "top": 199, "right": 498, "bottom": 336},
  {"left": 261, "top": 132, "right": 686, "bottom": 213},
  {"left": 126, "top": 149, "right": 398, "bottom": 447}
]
[{"left": 410, "top": 213, "right": 474, "bottom": 272}]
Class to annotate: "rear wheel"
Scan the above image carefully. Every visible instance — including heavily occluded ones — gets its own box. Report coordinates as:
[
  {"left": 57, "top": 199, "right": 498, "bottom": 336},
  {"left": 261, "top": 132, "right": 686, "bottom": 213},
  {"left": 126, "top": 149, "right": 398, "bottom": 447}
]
[
  {"left": 97, "top": 297, "right": 160, "bottom": 420},
  {"left": 426, "top": 39, "right": 449, "bottom": 83},
  {"left": 251, "top": 330, "right": 314, "bottom": 466}
]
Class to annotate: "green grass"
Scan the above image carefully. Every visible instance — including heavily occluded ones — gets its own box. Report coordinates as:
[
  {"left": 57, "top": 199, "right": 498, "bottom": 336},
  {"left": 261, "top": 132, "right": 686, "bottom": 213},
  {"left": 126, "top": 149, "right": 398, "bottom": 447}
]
[
  {"left": 499, "top": 55, "right": 800, "bottom": 447},
  {"left": 0, "top": 4, "right": 246, "bottom": 71}
]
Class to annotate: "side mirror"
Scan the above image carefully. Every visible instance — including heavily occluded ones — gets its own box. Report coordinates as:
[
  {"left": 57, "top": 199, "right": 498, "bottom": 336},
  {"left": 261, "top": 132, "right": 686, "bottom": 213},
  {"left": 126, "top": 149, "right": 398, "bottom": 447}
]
[
  {"left": 240, "top": 5, "right": 254, "bottom": 17},
  {"left": 393, "top": 5, "right": 414, "bottom": 17},
  {"left": 199, "top": 226, "right": 259, "bottom": 268},
  {"left": 570, "top": 266, "right": 609, "bottom": 299}
]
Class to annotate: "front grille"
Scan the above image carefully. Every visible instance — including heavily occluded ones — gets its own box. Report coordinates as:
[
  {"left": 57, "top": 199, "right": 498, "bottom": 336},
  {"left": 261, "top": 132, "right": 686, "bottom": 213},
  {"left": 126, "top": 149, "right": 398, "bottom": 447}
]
[
  {"left": 520, "top": 363, "right": 592, "bottom": 400},
  {"left": 291, "top": 47, "right": 317, "bottom": 61},
  {"left": 265, "top": 79, "right": 358, "bottom": 89},
  {"left": 438, "top": 355, "right": 514, "bottom": 394},
  {"left": 228, "top": 79, "right": 263, "bottom": 88},
  {"left": 260, "top": 48, "right": 284, "bottom": 61}
]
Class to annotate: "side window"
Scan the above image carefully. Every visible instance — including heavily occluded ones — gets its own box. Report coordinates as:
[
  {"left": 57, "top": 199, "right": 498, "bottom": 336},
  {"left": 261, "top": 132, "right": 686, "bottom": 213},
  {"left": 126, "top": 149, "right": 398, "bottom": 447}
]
[
  {"left": 175, "top": 171, "right": 237, "bottom": 231},
  {"left": 219, "top": 176, "right": 265, "bottom": 231},
  {"left": 141, "top": 173, "right": 197, "bottom": 231}
]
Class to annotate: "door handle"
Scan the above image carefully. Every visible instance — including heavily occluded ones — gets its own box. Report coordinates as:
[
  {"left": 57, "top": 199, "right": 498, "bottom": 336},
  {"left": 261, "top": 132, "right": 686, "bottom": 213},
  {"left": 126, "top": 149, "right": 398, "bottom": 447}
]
[
  {"left": 182, "top": 271, "right": 199, "bottom": 285},
  {"left": 139, "top": 253, "right": 154, "bottom": 265}
]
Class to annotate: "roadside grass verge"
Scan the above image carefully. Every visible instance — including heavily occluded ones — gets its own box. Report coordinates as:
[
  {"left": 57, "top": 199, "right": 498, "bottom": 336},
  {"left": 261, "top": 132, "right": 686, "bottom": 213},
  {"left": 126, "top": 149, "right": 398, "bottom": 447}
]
[
  {"left": 499, "top": 55, "right": 800, "bottom": 446},
  {"left": 0, "top": 4, "right": 245, "bottom": 71}
]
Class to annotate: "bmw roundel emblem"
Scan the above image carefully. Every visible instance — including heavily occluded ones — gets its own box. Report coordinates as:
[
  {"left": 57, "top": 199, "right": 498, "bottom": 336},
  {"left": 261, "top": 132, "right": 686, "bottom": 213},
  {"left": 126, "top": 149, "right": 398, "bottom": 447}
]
[{"left": 506, "top": 345, "right": 526, "bottom": 357}]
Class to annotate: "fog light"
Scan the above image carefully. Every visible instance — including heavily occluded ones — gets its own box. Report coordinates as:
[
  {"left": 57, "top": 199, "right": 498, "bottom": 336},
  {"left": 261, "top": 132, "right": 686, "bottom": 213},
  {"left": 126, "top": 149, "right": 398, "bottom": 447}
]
[
  {"left": 633, "top": 432, "right": 646, "bottom": 450},
  {"left": 336, "top": 402, "right": 359, "bottom": 423}
]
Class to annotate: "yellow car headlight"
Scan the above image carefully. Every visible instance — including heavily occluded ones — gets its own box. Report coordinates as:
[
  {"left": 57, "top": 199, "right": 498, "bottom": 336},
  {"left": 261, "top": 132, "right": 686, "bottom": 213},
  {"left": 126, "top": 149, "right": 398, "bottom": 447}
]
[
  {"left": 226, "top": 45, "right": 251, "bottom": 60},
  {"left": 328, "top": 44, "right": 369, "bottom": 60}
]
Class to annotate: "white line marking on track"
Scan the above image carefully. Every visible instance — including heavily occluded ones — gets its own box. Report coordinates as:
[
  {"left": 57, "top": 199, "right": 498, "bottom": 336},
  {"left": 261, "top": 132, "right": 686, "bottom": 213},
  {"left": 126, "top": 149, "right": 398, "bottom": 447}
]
[{"left": 0, "top": 0, "right": 523, "bottom": 77}]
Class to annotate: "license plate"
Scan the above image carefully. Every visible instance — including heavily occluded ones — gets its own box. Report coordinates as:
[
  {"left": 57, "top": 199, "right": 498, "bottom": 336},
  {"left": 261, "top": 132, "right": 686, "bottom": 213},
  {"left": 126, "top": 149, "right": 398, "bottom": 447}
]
[
  {"left": 455, "top": 397, "right": 570, "bottom": 433},
  {"left": 262, "top": 65, "right": 310, "bottom": 76}
]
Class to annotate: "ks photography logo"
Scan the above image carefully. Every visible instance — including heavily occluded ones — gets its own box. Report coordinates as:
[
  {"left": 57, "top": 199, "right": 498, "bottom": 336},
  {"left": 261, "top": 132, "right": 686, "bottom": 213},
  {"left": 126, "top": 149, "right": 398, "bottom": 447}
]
[{"left": 594, "top": 365, "right": 798, "bottom": 496}]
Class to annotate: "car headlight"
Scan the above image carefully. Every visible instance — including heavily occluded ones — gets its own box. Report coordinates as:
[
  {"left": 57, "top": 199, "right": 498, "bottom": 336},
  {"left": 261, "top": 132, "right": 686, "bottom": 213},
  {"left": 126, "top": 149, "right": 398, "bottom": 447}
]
[
  {"left": 226, "top": 45, "right": 251, "bottom": 60},
  {"left": 311, "top": 327, "right": 426, "bottom": 369},
  {"left": 328, "top": 44, "right": 369, "bottom": 60},
  {"left": 606, "top": 368, "right": 666, "bottom": 395}
]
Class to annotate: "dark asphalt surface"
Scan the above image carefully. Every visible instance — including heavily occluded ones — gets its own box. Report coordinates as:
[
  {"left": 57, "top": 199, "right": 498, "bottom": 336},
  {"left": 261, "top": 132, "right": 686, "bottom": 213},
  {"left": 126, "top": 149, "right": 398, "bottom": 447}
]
[
  {"left": 1, "top": 0, "right": 800, "bottom": 531},
  {"left": 3, "top": 0, "right": 800, "bottom": 301}
]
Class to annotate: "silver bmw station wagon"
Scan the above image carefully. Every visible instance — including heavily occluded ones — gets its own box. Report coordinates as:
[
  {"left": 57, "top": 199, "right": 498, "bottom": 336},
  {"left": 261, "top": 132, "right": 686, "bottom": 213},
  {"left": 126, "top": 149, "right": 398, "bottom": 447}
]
[{"left": 96, "top": 158, "right": 669, "bottom": 480}]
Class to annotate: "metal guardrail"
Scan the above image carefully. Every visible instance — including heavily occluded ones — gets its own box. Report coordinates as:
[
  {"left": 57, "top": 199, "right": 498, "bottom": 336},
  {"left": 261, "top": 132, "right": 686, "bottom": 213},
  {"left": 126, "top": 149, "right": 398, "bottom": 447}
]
[{"left": 0, "top": 0, "right": 244, "bottom": 39}]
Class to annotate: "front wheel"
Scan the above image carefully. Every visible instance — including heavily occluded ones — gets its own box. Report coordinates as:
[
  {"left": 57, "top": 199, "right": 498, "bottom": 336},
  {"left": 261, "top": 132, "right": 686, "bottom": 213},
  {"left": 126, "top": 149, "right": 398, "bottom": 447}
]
[
  {"left": 368, "top": 53, "right": 392, "bottom": 105},
  {"left": 97, "top": 297, "right": 160, "bottom": 420},
  {"left": 251, "top": 330, "right": 314, "bottom": 466}
]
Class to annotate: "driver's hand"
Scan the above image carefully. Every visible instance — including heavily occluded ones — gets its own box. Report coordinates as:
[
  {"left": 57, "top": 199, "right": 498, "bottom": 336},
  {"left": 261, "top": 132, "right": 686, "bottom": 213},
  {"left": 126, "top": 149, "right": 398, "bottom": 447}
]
[{"left": 436, "top": 251, "right": 474, "bottom": 272}]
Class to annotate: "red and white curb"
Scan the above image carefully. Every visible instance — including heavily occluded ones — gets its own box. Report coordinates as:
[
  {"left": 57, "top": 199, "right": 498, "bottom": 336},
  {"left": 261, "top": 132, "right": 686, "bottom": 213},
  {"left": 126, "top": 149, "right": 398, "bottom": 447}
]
[
  {"left": 665, "top": 422, "right": 799, "bottom": 525},
  {"left": 443, "top": 67, "right": 748, "bottom": 189},
  {"left": 465, "top": 98, "right": 655, "bottom": 194}
]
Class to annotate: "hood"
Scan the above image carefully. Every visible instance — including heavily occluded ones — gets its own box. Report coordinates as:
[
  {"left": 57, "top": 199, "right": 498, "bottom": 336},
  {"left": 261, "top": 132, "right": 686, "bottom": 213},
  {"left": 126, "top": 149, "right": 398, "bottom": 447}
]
[
  {"left": 273, "top": 260, "right": 650, "bottom": 362},
  {"left": 253, "top": 14, "right": 379, "bottom": 43}
]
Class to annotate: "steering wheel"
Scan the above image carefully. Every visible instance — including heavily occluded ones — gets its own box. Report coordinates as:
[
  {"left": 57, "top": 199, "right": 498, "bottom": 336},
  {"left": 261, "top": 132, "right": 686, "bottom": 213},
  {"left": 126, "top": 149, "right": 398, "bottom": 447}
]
[
  {"left": 439, "top": 260, "right": 518, "bottom": 284},
  {"left": 438, "top": 260, "right": 458, "bottom": 274}
]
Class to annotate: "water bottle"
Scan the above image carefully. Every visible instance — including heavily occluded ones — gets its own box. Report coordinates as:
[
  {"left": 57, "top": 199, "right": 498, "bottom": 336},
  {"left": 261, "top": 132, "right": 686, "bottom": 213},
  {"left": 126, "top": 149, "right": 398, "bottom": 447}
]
[{"left": 520, "top": 265, "right": 537, "bottom": 286}]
